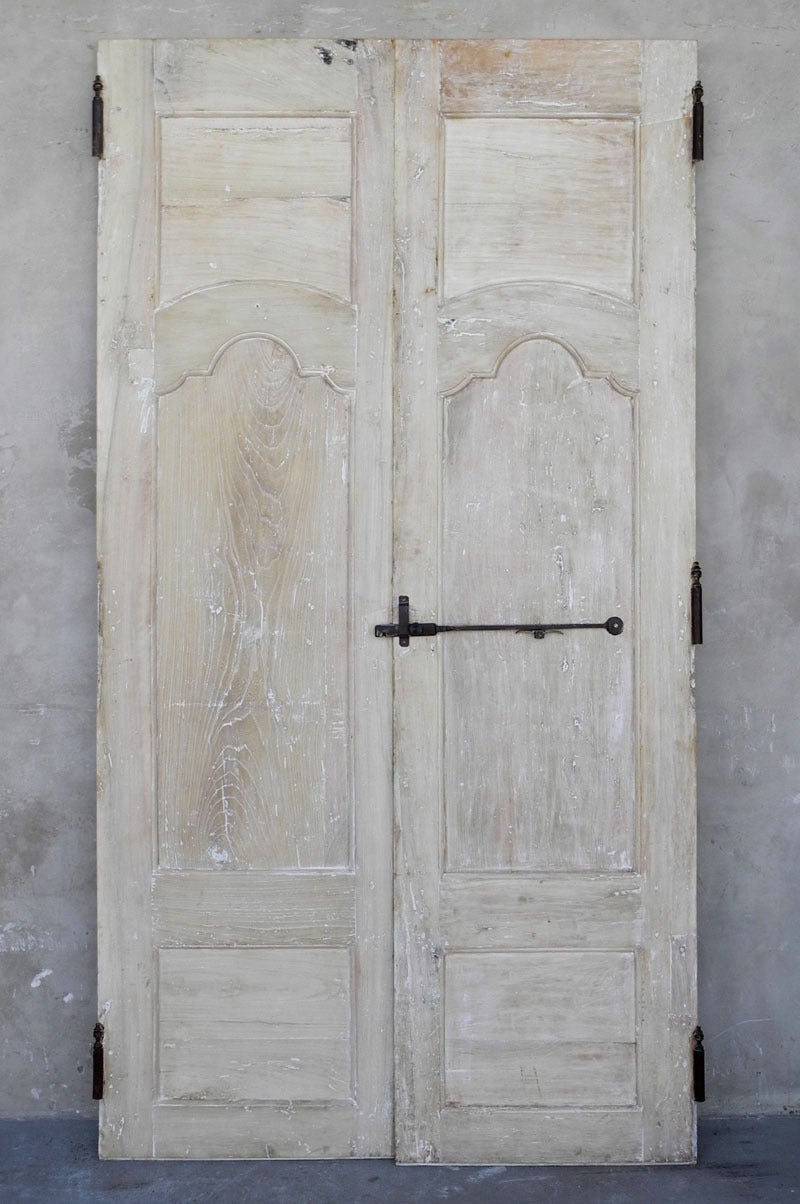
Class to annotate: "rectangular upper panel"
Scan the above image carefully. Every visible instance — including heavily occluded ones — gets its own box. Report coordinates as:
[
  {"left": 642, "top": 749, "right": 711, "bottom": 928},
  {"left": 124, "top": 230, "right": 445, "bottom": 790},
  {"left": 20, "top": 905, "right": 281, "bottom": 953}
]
[
  {"left": 159, "top": 948, "right": 353, "bottom": 1102},
  {"left": 444, "top": 951, "right": 637, "bottom": 1107},
  {"left": 154, "top": 39, "right": 358, "bottom": 114},
  {"left": 440, "top": 40, "right": 642, "bottom": 115},
  {"left": 159, "top": 117, "right": 352, "bottom": 303},
  {"left": 443, "top": 117, "right": 636, "bottom": 301}
]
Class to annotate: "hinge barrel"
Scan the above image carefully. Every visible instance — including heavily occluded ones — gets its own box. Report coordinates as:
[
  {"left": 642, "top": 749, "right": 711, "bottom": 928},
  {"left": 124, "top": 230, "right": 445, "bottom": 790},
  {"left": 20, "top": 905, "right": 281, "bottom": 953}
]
[
  {"left": 92, "top": 76, "right": 104, "bottom": 158},
  {"left": 691, "top": 1025, "right": 706, "bottom": 1102},
  {"left": 92, "top": 1022, "right": 104, "bottom": 1100},
  {"left": 691, "top": 562, "right": 703, "bottom": 645},
  {"left": 692, "top": 80, "right": 704, "bottom": 162}
]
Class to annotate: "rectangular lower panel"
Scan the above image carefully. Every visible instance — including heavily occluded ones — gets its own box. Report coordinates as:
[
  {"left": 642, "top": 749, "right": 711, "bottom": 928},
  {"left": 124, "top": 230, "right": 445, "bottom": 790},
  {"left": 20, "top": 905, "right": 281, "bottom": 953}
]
[
  {"left": 444, "top": 951, "right": 636, "bottom": 1108},
  {"left": 438, "top": 1107, "right": 645, "bottom": 1166},
  {"left": 158, "top": 947, "right": 352, "bottom": 1102},
  {"left": 154, "top": 1100, "right": 358, "bottom": 1158}
]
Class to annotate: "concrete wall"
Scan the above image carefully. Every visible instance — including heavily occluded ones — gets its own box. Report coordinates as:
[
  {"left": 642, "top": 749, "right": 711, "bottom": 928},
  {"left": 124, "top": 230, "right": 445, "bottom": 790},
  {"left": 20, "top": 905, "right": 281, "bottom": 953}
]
[{"left": 1, "top": 0, "right": 798, "bottom": 1119}]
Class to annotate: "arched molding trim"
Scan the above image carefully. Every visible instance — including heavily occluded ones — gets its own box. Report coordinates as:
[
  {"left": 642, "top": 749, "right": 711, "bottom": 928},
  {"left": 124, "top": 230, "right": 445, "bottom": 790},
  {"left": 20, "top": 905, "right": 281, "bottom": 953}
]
[
  {"left": 156, "top": 332, "right": 352, "bottom": 399},
  {"left": 441, "top": 332, "right": 640, "bottom": 400}
]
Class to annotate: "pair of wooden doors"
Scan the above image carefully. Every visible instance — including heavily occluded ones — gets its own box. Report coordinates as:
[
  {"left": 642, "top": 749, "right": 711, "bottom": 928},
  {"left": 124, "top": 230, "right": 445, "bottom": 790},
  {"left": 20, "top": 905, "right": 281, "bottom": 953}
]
[{"left": 97, "top": 38, "right": 698, "bottom": 1163}]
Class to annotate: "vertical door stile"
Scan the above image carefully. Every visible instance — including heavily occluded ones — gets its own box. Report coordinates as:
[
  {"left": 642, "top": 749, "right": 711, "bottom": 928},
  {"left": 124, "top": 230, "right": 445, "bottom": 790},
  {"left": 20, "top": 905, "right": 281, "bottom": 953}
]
[
  {"left": 96, "top": 38, "right": 158, "bottom": 1159},
  {"left": 638, "top": 39, "right": 698, "bottom": 1162},
  {"left": 392, "top": 40, "right": 445, "bottom": 1163},
  {"left": 351, "top": 39, "right": 395, "bottom": 1157}
]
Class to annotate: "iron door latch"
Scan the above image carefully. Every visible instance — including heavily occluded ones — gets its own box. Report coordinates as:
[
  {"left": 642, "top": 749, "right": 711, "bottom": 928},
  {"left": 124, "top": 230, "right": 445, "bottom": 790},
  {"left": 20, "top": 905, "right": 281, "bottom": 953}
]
[{"left": 375, "top": 596, "right": 624, "bottom": 648}]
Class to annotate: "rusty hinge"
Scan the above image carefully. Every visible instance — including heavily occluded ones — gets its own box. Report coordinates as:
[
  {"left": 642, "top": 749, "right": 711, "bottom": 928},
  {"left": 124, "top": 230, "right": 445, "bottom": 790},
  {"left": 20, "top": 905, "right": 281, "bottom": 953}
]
[
  {"left": 691, "top": 1025, "right": 706, "bottom": 1101},
  {"left": 692, "top": 81, "right": 704, "bottom": 162},
  {"left": 92, "top": 76, "right": 104, "bottom": 158},
  {"left": 92, "top": 1022, "right": 104, "bottom": 1100},
  {"left": 691, "top": 562, "right": 703, "bottom": 645}
]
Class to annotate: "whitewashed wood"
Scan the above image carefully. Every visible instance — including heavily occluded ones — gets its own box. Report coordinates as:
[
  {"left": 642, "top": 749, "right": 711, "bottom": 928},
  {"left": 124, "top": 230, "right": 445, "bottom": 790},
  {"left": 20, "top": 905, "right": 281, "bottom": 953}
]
[
  {"left": 160, "top": 117, "right": 352, "bottom": 203},
  {"left": 440, "top": 873, "right": 643, "bottom": 950},
  {"left": 439, "top": 283, "right": 639, "bottom": 398},
  {"left": 350, "top": 39, "right": 395, "bottom": 1157},
  {"left": 154, "top": 1101, "right": 357, "bottom": 1158},
  {"left": 160, "top": 195, "right": 351, "bottom": 304},
  {"left": 637, "top": 40, "right": 698, "bottom": 1164},
  {"left": 442, "top": 339, "right": 635, "bottom": 871},
  {"left": 392, "top": 38, "right": 697, "bottom": 1165},
  {"left": 96, "top": 39, "right": 157, "bottom": 1159},
  {"left": 158, "top": 948, "right": 352, "bottom": 1101},
  {"left": 153, "top": 872, "right": 355, "bottom": 946},
  {"left": 154, "top": 40, "right": 358, "bottom": 115},
  {"left": 155, "top": 282, "right": 355, "bottom": 396},
  {"left": 157, "top": 337, "right": 350, "bottom": 871},
  {"left": 391, "top": 40, "right": 444, "bottom": 1164},
  {"left": 440, "top": 39, "right": 642, "bottom": 115},
  {"left": 443, "top": 117, "right": 636, "bottom": 301},
  {"left": 99, "top": 38, "right": 394, "bottom": 1161},
  {"left": 439, "top": 1109, "right": 645, "bottom": 1166},
  {"left": 444, "top": 951, "right": 636, "bottom": 1107}
]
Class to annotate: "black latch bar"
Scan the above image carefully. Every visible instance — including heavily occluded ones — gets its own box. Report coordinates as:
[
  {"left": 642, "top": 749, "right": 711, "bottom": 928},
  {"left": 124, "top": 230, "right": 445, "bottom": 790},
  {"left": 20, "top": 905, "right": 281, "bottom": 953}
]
[{"left": 375, "top": 597, "right": 623, "bottom": 642}]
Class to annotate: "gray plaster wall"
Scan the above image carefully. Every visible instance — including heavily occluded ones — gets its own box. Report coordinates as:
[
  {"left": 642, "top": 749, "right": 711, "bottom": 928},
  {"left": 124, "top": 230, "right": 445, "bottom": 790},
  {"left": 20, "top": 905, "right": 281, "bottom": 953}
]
[{"left": 1, "top": 0, "right": 798, "bottom": 1121}]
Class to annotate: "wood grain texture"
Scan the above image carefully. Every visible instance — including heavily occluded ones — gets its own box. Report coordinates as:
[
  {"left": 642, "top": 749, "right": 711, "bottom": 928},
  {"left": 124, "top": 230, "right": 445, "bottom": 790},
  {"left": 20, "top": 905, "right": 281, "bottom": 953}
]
[
  {"left": 392, "top": 40, "right": 445, "bottom": 1164},
  {"left": 157, "top": 337, "right": 350, "bottom": 871},
  {"left": 160, "top": 117, "right": 352, "bottom": 204},
  {"left": 96, "top": 39, "right": 157, "bottom": 1159},
  {"left": 154, "top": 39, "right": 358, "bottom": 115},
  {"left": 350, "top": 39, "right": 395, "bottom": 1157},
  {"left": 153, "top": 872, "right": 355, "bottom": 947},
  {"left": 155, "top": 281, "right": 356, "bottom": 396},
  {"left": 392, "top": 37, "right": 696, "bottom": 1165},
  {"left": 158, "top": 948, "right": 352, "bottom": 1102},
  {"left": 442, "top": 338, "right": 635, "bottom": 872},
  {"left": 443, "top": 117, "right": 636, "bottom": 301},
  {"left": 438, "top": 283, "right": 638, "bottom": 399},
  {"left": 154, "top": 1100, "right": 357, "bottom": 1158},
  {"left": 440, "top": 39, "right": 642, "bottom": 116},
  {"left": 438, "top": 1108, "right": 645, "bottom": 1165},
  {"left": 160, "top": 196, "right": 352, "bottom": 304},
  {"left": 444, "top": 951, "right": 636, "bottom": 1107},
  {"left": 637, "top": 40, "right": 698, "bottom": 1164},
  {"left": 440, "top": 873, "right": 643, "bottom": 951}
]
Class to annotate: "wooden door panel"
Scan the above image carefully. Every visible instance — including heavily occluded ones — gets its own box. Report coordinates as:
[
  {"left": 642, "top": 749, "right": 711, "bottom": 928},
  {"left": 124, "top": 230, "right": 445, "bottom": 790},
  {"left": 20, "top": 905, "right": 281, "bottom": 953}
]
[
  {"left": 442, "top": 117, "right": 637, "bottom": 300},
  {"left": 392, "top": 38, "right": 696, "bottom": 1164},
  {"left": 157, "top": 338, "right": 351, "bottom": 871},
  {"left": 442, "top": 339, "right": 635, "bottom": 871},
  {"left": 98, "top": 38, "right": 394, "bottom": 1158}
]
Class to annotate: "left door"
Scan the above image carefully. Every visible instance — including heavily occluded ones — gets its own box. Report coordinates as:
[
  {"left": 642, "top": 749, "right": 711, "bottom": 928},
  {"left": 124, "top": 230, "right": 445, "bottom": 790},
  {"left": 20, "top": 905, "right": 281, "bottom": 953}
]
[{"left": 96, "top": 39, "right": 394, "bottom": 1158}]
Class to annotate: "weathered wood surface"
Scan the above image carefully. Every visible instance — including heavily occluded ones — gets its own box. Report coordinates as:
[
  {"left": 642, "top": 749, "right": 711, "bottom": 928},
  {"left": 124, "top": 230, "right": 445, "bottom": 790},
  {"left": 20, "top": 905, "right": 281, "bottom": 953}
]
[
  {"left": 96, "top": 39, "right": 157, "bottom": 1159},
  {"left": 443, "top": 117, "right": 636, "bottom": 301},
  {"left": 99, "top": 37, "right": 696, "bottom": 1165},
  {"left": 99, "top": 37, "right": 394, "bottom": 1160},
  {"left": 440, "top": 39, "right": 642, "bottom": 115},
  {"left": 444, "top": 951, "right": 636, "bottom": 1107},
  {"left": 392, "top": 40, "right": 444, "bottom": 1165},
  {"left": 637, "top": 39, "right": 698, "bottom": 1164},
  {"left": 159, "top": 947, "right": 353, "bottom": 1101},
  {"left": 391, "top": 38, "right": 697, "bottom": 1165},
  {"left": 442, "top": 338, "right": 635, "bottom": 872},
  {"left": 157, "top": 337, "right": 350, "bottom": 871}
]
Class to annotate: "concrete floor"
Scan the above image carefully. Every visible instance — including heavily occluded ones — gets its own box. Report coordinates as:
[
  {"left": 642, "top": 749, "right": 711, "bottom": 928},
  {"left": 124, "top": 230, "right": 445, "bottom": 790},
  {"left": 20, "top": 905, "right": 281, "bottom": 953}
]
[{"left": 0, "top": 1117, "right": 798, "bottom": 1203}]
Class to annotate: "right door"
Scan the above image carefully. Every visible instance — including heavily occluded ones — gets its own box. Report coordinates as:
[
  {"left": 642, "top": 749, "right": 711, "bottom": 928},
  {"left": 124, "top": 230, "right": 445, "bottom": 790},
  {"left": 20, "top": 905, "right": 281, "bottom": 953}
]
[{"left": 391, "top": 40, "right": 698, "bottom": 1164}]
